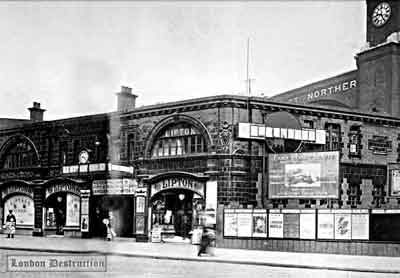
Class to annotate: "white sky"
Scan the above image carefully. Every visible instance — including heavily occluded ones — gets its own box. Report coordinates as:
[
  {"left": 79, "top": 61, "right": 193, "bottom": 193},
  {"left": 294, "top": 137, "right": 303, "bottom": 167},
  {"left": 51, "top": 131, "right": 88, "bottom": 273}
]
[{"left": 0, "top": 1, "right": 365, "bottom": 120}]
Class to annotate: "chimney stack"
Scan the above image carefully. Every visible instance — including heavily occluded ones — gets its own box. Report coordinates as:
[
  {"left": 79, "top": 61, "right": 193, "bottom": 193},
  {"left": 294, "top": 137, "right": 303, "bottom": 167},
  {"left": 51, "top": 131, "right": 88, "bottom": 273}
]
[
  {"left": 116, "top": 86, "right": 138, "bottom": 112},
  {"left": 28, "top": 102, "right": 45, "bottom": 122}
]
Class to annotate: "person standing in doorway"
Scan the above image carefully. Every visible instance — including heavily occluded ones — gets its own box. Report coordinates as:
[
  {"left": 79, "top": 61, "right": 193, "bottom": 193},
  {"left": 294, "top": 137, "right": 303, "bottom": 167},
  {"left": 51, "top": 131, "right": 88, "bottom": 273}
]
[
  {"left": 6, "top": 210, "right": 16, "bottom": 238},
  {"left": 104, "top": 211, "right": 116, "bottom": 241}
]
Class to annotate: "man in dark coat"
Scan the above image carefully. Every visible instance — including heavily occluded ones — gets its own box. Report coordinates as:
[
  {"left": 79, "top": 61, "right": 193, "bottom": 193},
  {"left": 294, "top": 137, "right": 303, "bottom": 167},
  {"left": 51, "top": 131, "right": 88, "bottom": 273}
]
[{"left": 6, "top": 210, "right": 16, "bottom": 238}]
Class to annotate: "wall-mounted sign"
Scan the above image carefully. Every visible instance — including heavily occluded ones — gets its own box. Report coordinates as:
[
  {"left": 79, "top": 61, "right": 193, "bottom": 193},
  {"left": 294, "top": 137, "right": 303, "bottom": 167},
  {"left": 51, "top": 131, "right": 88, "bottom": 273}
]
[
  {"left": 269, "top": 151, "right": 339, "bottom": 199},
  {"left": 4, "top": 195, "right": 34, "bottom": 226},
  {"left": 268, "top": 213, "right": 284, "bottom": 238},
  {"left": 150, "top": 177, "right": 204, "bottom": 198},
  {"left": 45, "top": 183, "right": 81, "bottom": 199},
  {"left": 1, "top": 185, "right": 33, "bottom": 199},
  {"left": 389, "top": 164, "right": 400, "bottom": 197},
  {"left": 92, "top": 179, "right": 138, "bottom": 195},
  {"left": 238, "top": 123, "right": 326, "bottom": 144}
]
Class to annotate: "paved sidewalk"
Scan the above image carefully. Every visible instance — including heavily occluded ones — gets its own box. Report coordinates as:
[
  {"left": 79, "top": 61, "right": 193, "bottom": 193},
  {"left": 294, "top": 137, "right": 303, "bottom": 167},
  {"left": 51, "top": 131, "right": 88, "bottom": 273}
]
[{"left": 0, "top": 235, "right": 399, "bottom": 274}]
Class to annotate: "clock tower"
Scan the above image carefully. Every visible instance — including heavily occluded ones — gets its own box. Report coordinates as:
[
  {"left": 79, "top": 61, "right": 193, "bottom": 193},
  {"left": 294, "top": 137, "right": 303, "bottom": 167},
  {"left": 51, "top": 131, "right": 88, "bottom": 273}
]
[
  {"left": 367, "top": 1, "right": 400, "bottom": 47},
  {"left": 355, "top": 1, "right": 400, "bottom": 117}
]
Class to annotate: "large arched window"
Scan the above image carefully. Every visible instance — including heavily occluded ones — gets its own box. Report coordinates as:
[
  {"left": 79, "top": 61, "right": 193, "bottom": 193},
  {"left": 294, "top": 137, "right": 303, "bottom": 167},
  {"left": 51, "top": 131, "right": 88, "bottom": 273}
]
[
  {"left": 2, "top": 141, "right": 38, "bottom": 169},
  {"left": 151, "top": 123, "right": 208, "bottom": 157}
]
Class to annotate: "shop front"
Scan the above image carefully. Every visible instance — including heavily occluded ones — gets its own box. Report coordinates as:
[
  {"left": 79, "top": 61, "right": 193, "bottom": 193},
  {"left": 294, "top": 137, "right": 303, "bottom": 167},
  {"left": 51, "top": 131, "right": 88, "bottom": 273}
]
[
  {"left": 147, "top": 173, "right": 209, "bottom": 241},
  {"left": 44, "top": 182, "right": 82, "bottom": 237},
  {"left": 1, "top": 183, "right": 34, "bottom": 235},
  {"left": 90, "top": 178, "right": 137, "bottom": 238}
]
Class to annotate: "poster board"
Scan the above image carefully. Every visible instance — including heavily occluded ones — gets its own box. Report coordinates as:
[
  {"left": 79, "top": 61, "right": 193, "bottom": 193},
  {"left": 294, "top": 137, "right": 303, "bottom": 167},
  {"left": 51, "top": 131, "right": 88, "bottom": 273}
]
[
  {"left": 224, "top": 210, "right": 238, "bottom": 237},
  {"left": 351, "top": 213, "right": 369, "bottom": 240},
  {"left": 66, "top": 193, "right": 80, "bottom": 226},
  {"left": 237, "top": 210, "right": 253, "bottom": 237},
  {"left": 268, "top": 151, "right": 339, "bottom": 199},
  {"left": 283, "top": 213, "right": 299, "bottom": 238},
  {"left": 317, "top": 211, "right": 334, "bottom": 239},
  {"left": 300, "top": 212, "right": 316, "bottom": 239},
  {"left": 335, "top": 213, "right": 351, "bottom": 240},
  {"left": 252, "top": 211, "right": 267, "bottom": 237},
  {"left": 268, "top": 213, "right": 284, "bottom": 238}
]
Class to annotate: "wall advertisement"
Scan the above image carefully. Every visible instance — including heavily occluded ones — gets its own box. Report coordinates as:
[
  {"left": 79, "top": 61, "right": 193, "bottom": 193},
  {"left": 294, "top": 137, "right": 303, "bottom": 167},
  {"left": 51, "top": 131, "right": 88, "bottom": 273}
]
[
  {"left": 300, "top": 212, "right": 316, "bottom": 239},
  {"left": 334, "top": 213, "right": 351, "bottom": 240},
  {"left": 389, "top": 164, "right": 400, "bottom": 196},
  {"left": 237, "top": 210, "right": 253, "bottom": 237},
  {"left": 268, "top": 213, "right": 284, "bottom": 238},
  {"left": 283, "top": 213, "right": 299, "bottom": 238},
  {"left": 66, "top": 193, "right": 80, "bottom": 226},
  {"left": 317, "top": 212, "right": 334, "bottom": 239},
  {"left": 268, "top": 151, "right": 339, "bottom": 198},
  {"left": 351, "top": 213, "right": 369, "bottom": 240},
  {"left": 252, "top": 210, "right": 267, "bottom": 237},
  {"left": 224, "top": 210, "right": 238, "bottom": 237}
]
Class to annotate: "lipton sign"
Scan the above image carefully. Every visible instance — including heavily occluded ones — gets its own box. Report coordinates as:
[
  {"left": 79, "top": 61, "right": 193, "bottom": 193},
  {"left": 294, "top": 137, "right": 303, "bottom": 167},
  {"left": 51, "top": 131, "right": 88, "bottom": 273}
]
[{"left": 150, "top": 177, "right": 205, "bottom": 198}]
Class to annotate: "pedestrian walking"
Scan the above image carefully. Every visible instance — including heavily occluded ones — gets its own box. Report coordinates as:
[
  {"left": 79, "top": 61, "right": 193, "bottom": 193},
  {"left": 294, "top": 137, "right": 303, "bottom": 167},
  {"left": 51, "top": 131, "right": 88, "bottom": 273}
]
[
  {"left": 197, "top": 227, "right": 215, "bottom": 256},
  {"left": 5, "top": 210, "right": 16, "bottom": 238},
  {"left": 103, "top": 212, "right": 116, "bottom": 241}
]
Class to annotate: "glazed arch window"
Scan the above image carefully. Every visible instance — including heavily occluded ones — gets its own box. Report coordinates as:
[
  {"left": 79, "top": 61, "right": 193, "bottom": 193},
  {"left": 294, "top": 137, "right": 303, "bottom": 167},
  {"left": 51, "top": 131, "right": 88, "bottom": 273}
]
[
  {"left": 151, "top": 123, "right": 208, "bottom": 157},
  {"left": 3, "top": 141, "right": 38, "bottom": 169}
]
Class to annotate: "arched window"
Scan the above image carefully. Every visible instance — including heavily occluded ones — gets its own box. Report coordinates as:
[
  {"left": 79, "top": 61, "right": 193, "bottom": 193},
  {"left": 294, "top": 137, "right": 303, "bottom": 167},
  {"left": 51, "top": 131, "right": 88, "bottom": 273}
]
[
  {"left": 2, "top": 141, "right": 38, "bottom": 169},
  {"left": 151, "top": 123, "right": 208, "bottom": 157}
]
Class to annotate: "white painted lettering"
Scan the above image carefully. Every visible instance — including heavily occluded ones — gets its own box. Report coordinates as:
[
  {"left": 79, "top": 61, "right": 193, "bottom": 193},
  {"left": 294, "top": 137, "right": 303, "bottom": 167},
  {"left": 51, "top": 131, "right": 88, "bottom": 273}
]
[
  {"left": 342, "top": 82, "right": 348, "bottom": 91},
  {"left": 334, "top": 84, "right": 341, "bottom": 93},
  {"left": 350, "top": 80, "right": 357, "bottom": 88}
]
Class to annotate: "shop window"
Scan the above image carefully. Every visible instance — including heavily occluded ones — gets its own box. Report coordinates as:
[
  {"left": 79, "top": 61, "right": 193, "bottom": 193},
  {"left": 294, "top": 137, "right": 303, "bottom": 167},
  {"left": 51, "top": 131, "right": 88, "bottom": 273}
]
[
  {"left": 348, "top": 125, "right": 362, "bottom": 158},
  {"left": 151, "top": 123, "right": 208, "bottom": 157},
  {"left": 4, "top": 195, "right": 34, "bottom": 226},
  {"left": 325, "top": 123, "right": 341, "bottom": 152},
  {"left": 3, "top": 141, "right": 38, "bottom": 169}
]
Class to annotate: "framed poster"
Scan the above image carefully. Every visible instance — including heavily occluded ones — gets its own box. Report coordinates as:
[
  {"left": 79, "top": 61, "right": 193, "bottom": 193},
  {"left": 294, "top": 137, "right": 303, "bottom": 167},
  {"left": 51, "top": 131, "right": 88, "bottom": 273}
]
[
  {"left": 80, "top": 215, "right": 89, "bottom": 232},
  {"left": 283, "top": 213, "right": 300, "bottom": 238},
  {"left": 300, "top": 213, "right": 316, "bottom": 239},
  {"left": 335, "top": 213, "right": 351, "bottom": 240},
  {"left": 237, "top": 212, "right": 252, "bottom": 237},
  {"left": 268, "top": 213, "right": 283, "bottom": 238},
  {"left": 252, "top": 213, "right": 267, "bottom": 237},
  {"left": 351, "top": 213, "right": 369, "bottom": 240},
  {"left": 317, "top": 212, "right": 334, "bottom": 239},
  {"left": 224, "top": 212, "right": 238, "bottom": 237}
]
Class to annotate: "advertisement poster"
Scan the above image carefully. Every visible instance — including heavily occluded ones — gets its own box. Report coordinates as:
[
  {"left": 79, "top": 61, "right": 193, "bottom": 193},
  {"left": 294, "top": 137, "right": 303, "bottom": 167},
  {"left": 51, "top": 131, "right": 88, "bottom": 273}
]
[
  {"left": 66, "top": 193, "right": 80, "bottom": 226},
  {"left": 136, "top": 197, "right": 146, "bottom": 213},
  {"left": 252, "top": 213, "right": 267, "bottom": 237},
  {"left": 300, "top": 213, "right": 316, "bottom": 239},
  {"left": 268, "top": 151, "right": 339, "bottom": 198},
  {"left": 283, "top": 214, "right": 300, "bottom": 238},
  {"left": 136, "top": 215, "right": 145, "bottom": 234},
  {"left": 237, "top": 212, "right": 253, "bottom": 237},
  {"left": 224, "top": 212, "right": 238, "bottom": 237},
  {"left": 390, "top": 169, "right": 400, "bottom": 196},
  {"left": 351, "top": 214, "right": 369, "bottom": 240},
  {"left": 335, "top": 214, "right": 351, "bottom": 240},
  {"left": 268, "top": 213, "right": 283, "bottom": 238},
  {"left": 80, "top": 215, "right": 89, "bottom": 232},
  {"left": 317, "top": 213, "right": 334, "bottom": 239},
  {"left": 4, "top": 195, "right": 34, "bottom": 225}
]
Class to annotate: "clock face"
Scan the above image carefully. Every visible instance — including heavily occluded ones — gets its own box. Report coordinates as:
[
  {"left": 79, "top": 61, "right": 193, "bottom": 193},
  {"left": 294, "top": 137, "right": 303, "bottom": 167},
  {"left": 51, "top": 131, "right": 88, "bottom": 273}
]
[
  {"left": 78, "top": 150, "right": 89, "bottom": 164},
  {"left": 372, "top": 2, "right": 391, "bottom": 27}
]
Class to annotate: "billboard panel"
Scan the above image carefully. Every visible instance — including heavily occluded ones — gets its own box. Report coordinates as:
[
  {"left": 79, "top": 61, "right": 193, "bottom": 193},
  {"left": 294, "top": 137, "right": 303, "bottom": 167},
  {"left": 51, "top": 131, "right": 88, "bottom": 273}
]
[{"left": 268, "top": 151, "right": 339, "bottom": 198}]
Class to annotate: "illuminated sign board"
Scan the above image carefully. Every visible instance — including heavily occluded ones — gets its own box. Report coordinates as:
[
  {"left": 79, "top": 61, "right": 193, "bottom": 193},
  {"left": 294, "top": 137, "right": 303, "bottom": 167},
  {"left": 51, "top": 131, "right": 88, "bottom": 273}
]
[
  {"left": 268, "top": 151, "right": 339, "bottom": 199},
  {"left": 237, "top": 123, "right": 326, "bottom": 144}
]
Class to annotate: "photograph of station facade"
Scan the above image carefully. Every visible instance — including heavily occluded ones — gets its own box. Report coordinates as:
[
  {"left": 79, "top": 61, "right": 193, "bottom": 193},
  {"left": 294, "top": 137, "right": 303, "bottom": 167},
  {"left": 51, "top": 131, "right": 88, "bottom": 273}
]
[{"left": 1, "top": 0, "right": 400, "bottom": 256}]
